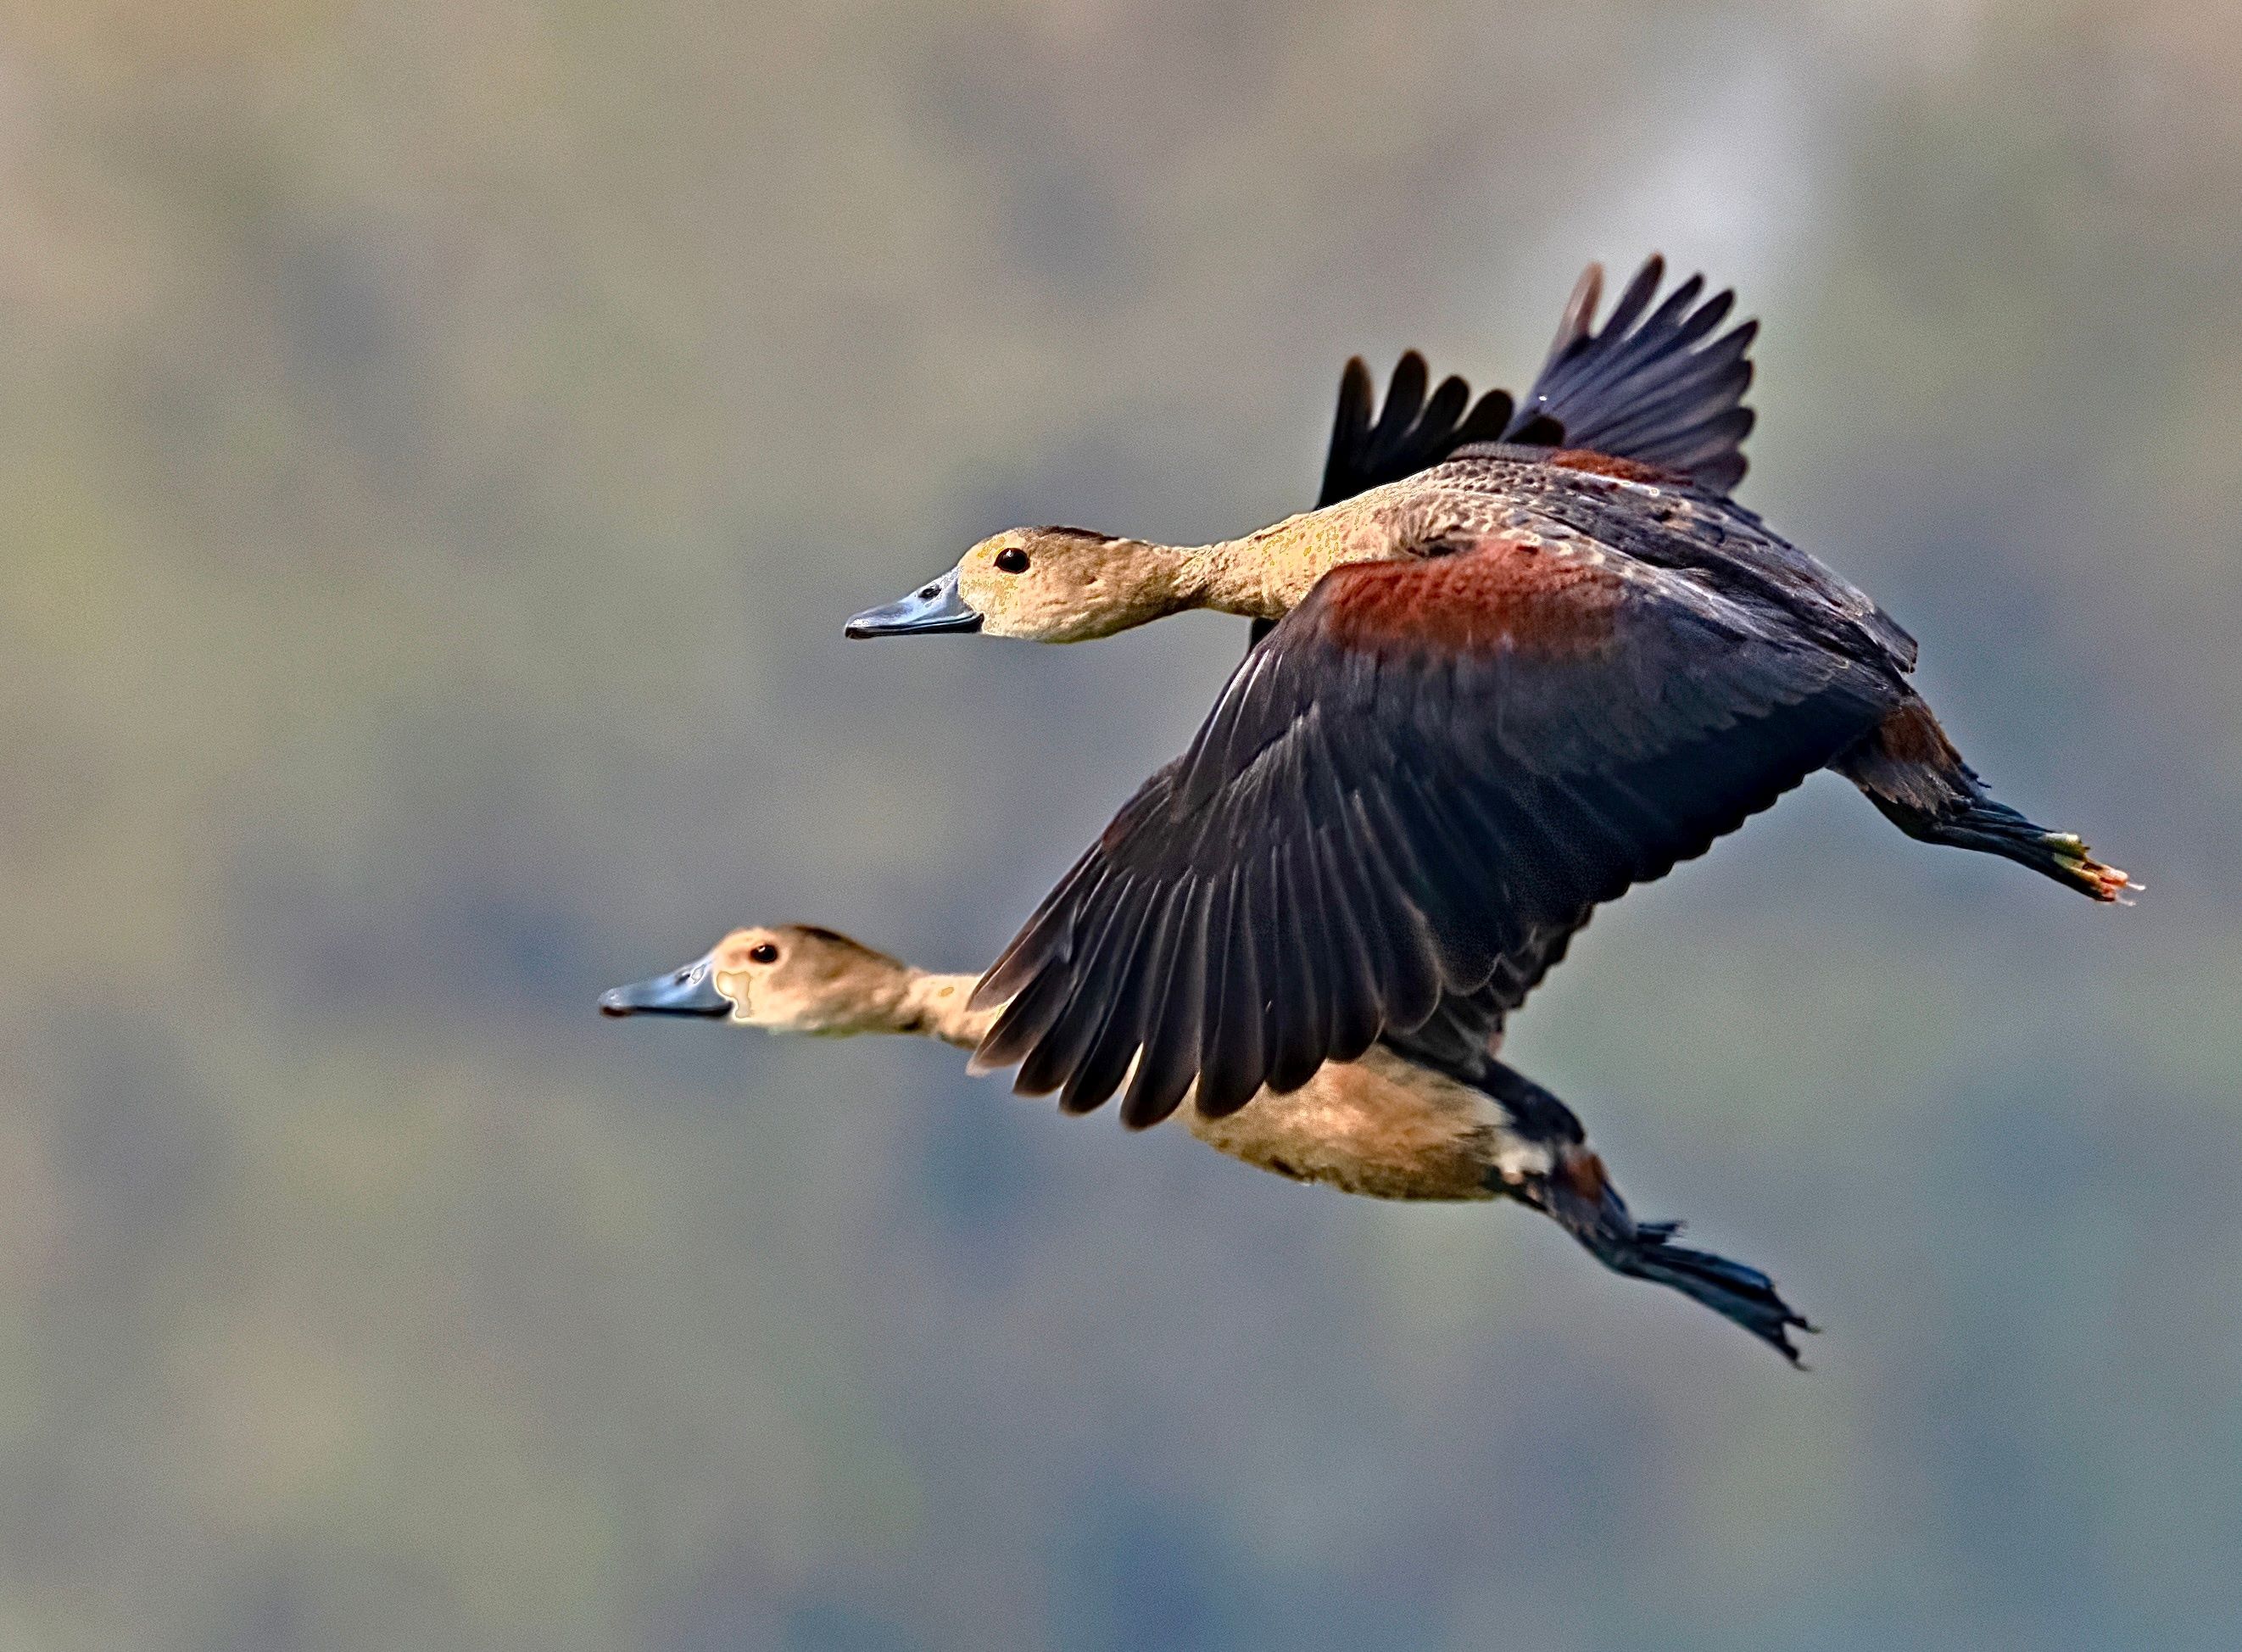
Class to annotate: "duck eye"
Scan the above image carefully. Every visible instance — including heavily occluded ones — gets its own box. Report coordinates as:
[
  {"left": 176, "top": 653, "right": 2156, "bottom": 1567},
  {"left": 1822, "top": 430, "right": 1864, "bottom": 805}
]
[
  {"left": 994, "top": 547, "right": 1029, "bottom": 574},
  {"left": 749, "top": 942, "right": 779, "bottom": 964}
]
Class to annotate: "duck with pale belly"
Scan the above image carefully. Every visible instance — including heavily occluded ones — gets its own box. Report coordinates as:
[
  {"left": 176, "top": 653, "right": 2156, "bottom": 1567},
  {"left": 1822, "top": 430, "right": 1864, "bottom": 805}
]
[
  {"left": 602, "top": 923, "right": 1814, "bottom": 1360},
  {"left": 605, "top": 257, "right": 2129, "bottom": 1365}
]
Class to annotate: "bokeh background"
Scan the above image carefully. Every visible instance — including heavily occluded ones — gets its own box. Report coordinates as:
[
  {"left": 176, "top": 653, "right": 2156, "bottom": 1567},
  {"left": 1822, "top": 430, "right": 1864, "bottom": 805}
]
[{"left": 4, "top": 2, "right": 2239, "bottom": 1647}]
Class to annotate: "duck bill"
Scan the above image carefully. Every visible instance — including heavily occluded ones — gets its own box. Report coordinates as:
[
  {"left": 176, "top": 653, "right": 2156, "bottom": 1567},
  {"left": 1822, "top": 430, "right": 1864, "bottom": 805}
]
[
  {"left": 844, "top": 566, "right": 983, "bottom": 638},
  {"left": 599, "top": 958, "right": 730, "bottom": 1019}
]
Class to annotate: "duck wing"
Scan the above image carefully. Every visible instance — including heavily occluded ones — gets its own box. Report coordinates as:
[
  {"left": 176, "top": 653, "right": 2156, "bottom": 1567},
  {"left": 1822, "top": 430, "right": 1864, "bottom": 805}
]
[
  {"left": 972, "top": 534, "right": 1899, "bottom": 1125},
  {"left": 1318, "top": 352, "right": 1514, "bottom": 512},
  {"left": 1475, "top": 454, "right": 1921, "bottom": 675},
  {"left": 1372, "top": 918, "right": 1584, "bottom": 1080},
  {"left": 1312, "top": 257, "right": 1758, "bottom": 515},
  {"left": 1496, "top": 255, "right": 1759, "bottom": 495},
  {"left": 1263, "top": 258, "right": 1763, "bottom": 650}
]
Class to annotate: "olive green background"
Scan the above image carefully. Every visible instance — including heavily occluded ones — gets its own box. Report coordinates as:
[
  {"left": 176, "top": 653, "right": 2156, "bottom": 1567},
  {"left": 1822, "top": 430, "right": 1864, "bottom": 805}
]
[{"left": 4, "top": 3, "right": 2238, "bottom": 1647}]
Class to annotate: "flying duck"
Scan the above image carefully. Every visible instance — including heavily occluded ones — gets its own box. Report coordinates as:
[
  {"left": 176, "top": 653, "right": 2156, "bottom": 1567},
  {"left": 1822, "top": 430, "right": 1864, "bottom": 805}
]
[
  {"left": 601, "top": 923, "right": 1813, "bottom": 1359},
  {"left": 843, "top": 258, "right": 2130, "bottom": 1129}
]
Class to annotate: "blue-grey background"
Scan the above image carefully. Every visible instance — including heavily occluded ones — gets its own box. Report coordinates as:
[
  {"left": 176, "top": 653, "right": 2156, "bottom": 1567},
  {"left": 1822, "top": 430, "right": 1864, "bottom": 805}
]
[{"left": 4, "top": 3, "right": 2237, "bottom": 1647}]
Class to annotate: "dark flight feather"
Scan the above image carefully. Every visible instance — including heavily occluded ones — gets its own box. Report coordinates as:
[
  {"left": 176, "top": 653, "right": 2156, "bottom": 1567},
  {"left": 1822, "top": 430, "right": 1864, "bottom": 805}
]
[
  {"left": 1271, "top": 259, "right": 1765, "bottom": 645},
  {"left": 1492, "top": 254, "right": 1760, "bottom": 494}
]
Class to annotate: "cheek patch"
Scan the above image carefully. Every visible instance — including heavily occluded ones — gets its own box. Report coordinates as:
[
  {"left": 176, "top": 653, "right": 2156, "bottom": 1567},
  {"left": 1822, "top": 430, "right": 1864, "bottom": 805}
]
[{"left": 711, "top": 968, "right": 751, "bottom": 1018}]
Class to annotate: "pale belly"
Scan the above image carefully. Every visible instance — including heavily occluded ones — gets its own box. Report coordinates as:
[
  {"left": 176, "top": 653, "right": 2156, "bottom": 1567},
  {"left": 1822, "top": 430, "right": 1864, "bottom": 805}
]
[{"left": 1174, "top": 1046, "right": 1553, "bottom": 1202}]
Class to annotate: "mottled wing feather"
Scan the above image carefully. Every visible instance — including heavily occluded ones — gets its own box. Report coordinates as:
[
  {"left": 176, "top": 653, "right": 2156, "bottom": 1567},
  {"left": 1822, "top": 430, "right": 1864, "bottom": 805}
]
[
  {"left": 1460, "top": 455, "right": 1921, "bottom": 676},
  {"left": 975, "top": 540, "right": 1899, "bottom": 1123}
]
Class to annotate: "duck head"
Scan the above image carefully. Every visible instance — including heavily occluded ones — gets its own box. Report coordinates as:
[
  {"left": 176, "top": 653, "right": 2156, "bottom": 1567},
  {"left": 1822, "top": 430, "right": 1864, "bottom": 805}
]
[
  {"left": 845, "top": 527, "right": 1196, "bottom": 644},
  {"left": 600, "top": 924, "right": 916, "bottom": 1035}
]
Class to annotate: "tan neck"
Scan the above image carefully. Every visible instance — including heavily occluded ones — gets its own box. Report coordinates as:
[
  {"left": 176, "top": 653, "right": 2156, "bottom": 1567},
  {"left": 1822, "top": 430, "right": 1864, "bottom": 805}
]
[
  {"left": 890, "top": 970, "right": 996, "bottom": 1049},
  {"left": 1178, "top": 511, "right": 1356, "bottom": 622},
  {"left": 1075, "top": 537, "right": 1241, "bottom": 632}
]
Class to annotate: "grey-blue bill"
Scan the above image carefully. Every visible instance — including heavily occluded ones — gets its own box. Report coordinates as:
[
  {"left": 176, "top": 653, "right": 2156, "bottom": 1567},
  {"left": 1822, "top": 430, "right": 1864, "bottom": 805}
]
[
  {"left": 600, "top": 956, "right": 729, "bottom": 1018},
  {"left": 843, "top": 566, "right": 983, "bottom": 637}
]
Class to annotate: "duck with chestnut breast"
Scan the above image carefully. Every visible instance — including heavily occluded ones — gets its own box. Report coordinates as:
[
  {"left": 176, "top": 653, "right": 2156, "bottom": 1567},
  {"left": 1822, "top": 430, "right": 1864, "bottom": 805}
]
[
  {"left": 845, "top": 257, "right": 2130, "bottom": 1128},
  {"left": 601, "top": 923, "right": 1812, "bottom": 1361}
]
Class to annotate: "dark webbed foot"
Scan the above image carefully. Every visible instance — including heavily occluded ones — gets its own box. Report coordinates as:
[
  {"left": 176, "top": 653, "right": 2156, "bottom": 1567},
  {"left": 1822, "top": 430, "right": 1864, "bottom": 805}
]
[
  {"left": 1607, "top": 1219, "right": 1815, "bottom": 1366},
  {"left": 1523, "top": 1150, "right": 1815, "bottom": 1365},
  {"left": 1837, "top": 700, "right": 2134, "bottom": 903},
  {"left": 1473, "top": 1061, "right": 1815, "bottom": 1362},
  {"left": 1920, "top": 800, "right": 2135, "bottom": 905}
]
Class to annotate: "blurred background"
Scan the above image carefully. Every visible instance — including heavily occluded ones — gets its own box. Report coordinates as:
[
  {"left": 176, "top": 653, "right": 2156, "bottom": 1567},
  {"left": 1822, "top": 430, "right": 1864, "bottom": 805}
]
[{"left": 3, "top": 1, "right": 2239, "bottom": 1647}]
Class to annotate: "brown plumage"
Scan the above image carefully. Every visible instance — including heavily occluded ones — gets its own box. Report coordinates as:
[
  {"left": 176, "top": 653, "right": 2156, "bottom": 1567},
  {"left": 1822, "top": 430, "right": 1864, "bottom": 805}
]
[
  {"left": 601, "top": 924, "right": 1815, "bottom": 1360},
  {"left": 845, "top": 255, "right": 2131, "bottom": 1129},
  {"left": 971, "top": 489, "right": 1903, "bottom": 1123}
]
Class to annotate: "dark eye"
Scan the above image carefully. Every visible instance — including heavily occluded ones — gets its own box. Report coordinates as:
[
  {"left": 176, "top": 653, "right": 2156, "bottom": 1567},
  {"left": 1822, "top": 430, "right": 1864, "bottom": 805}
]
[
  {"left": 749, "top": 942, "right": 779, "bottom": 964},
  {"left": 994, "top": 547, "right": 1029, "bottom": 574}
]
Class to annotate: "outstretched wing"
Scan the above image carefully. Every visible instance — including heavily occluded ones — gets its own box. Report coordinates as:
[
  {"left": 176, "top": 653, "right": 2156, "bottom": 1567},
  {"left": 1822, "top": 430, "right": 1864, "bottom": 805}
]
[
  {"left": 1497, "top": 255, "right": 1759, "bottom": 494},
  {"left": 973, "top": 538, "right": 1898, "bottom": 1125},
  {"left": 1274, "top": 258, "right": 1762, "bottom": 648},
  {"left": 1318, "top": 352, "right": 1515, "bottom": 511},
  {"left": 1316, "top": 258, "right": 1759, "bottom": 512}
]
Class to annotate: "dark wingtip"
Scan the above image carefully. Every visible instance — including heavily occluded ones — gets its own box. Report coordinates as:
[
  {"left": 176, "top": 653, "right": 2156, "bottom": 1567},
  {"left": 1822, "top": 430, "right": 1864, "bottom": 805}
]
[
  {"left": 1506, "top": 254, "right": 1760, "bottom": 495},
  {"left": 1546, "top": 261, "right": 1605, "bottom": 365}
]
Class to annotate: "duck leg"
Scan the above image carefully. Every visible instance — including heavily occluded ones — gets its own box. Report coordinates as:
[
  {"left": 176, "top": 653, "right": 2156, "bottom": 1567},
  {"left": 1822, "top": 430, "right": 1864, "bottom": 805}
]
[
  {"left": 1475, "top": 1063, "right": 1814, "bottom": 1365},
  {"left": 1837, "top": 697, "right": 2130, "bottom": 901}
]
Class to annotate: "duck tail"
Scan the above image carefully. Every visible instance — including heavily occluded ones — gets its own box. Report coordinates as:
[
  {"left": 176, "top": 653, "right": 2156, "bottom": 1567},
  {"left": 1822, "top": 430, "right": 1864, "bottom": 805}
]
[
  {"left": 1837, "top": 698, "right": 2134, "bottom": 903},
  {"left": 1497, "top": 254, "right": 1760, "bottom": 495}
]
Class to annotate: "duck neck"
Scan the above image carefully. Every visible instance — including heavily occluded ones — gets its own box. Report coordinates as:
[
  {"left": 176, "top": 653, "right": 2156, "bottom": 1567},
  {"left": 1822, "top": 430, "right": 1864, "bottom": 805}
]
[
  {"left": 1177, "top": 515, "right": 1326, "bottom": 623},
  {"left": 1073, "top": 537, "right": 1230, "bottom": 633},
  {"left": 890, "top": 970, "right": 996, "bottom": 1049}
]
